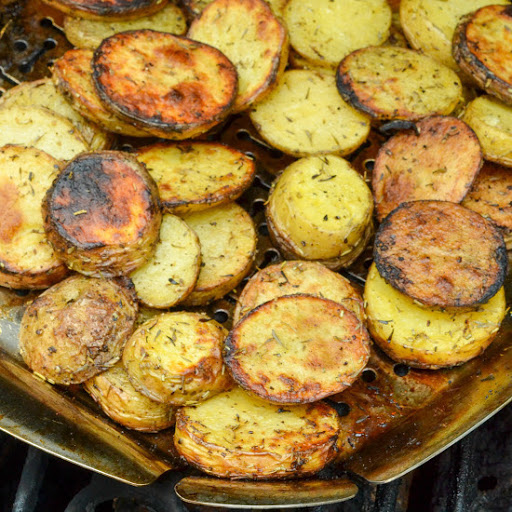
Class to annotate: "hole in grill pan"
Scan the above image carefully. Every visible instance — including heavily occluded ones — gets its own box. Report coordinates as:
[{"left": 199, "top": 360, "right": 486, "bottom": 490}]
[
  {"left": 13, "top": 40, "right": 28, "bottom": 52},
  {"left": 394, "top": 363, "right": 410, "bottom": 377},
  {"left": 213, "top": 310, "right": 229, "bottom": 324},
  {"left": 43, "top": 38, "right": 57, "bottom": 50},
  {"left": 361, "top": 368, "right": 377, "bottom": 383},
  {"left": 478, "top": 475, "right": 498, "bottom": 491}
]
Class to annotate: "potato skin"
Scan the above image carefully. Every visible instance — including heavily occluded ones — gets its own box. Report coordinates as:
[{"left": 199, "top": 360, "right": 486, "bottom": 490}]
[
  {"left": 43, "top": 151, "right": 162, "bottom": 278},
  {"left": 374, "top": 200, "right": 508, "bottom": 308},
  {"left": 19, "top": 275, "right": 138, "bottom": 385}
]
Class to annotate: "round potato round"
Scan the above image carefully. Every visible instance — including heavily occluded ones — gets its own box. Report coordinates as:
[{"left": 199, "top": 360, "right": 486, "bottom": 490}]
[
  {"left": 19, "top": 275, "right": 138, "bottom": 385},
  {"left": 225, "top": 295, "right": 371, "bottom": 404},
  {"left": 92, "top": 30, "right": 238, "bottom": 139},
  {"left": 123, "top": 312, "right": 231, "bottom": 405},
  {"left": 233, "top": 260, "right": 364, "bottom": 324},
  {"left": 0, "top": 146, "right": 68, "bottom": 290},
  {"left": 374, "top": 201, "right": 508, "bottom": 308},
  {"left": 336, "top": 46, "right": 463, "bottom": 122},
  {"left": 372, "top": 116, "right": 482, "bottom": 221},
  {"left": 174, "top": 387, "right": 341, "bottom": 480},
  {"left": 43, "top": 151, "right": 162, "bottom": 278},
  {"left": 84, "top": 362, "right": 176, "bottom": 432},
  {"left": 364, "top": 263, "right": 506, "bottom": 369}
]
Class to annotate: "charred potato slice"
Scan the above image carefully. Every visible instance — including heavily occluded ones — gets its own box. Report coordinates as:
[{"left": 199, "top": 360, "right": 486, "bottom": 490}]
[
  {"left": 0, "top": 146, "right": 67, "bottom": 289},
  {"left": 183, "top": 0, "right": 287, "bottom": 17},
  {"left": 453, "top": 5, "right": 512, "bottom": 105},
  {"left": 284, "top": 0, "right": 391, "bottom": 68},
  {"left": 129, "top": 214, "right": 201, "bottom": 308},
  {"left": 84, "top": 362, "right": 176, "bottom": 432},
  {"left": 20, "top": 275, "right": 138, "bottom": 385},
  {"left": 63, "top": 3, "right": 186, "bottom": 50},
  {"left": 181, "top": 203, "right": 257, "bottom": 306},
  {"left": 374, "top": 201, "right": 508, "bottom": 308},
  {"left": 0, "top": 79, "right": 111, "bottom": 151},
  {"left": 187, "top": 0, "right": 288, "bottom": 112},
  {"left": 462, "top": 95, "right": 512, "bottom": 167},
  {"left": 135, "top": 142, "right": 255, "bottom": 214},
  {"left": 266, "top": 156, "right": 373, "bottom": 270},
  {"left": 174, "top": 387, "right": 340, "bottom": 479},
  {"left": 92, "top": 30, "right": 238, "bottom": 139},
  {"left": 53, "top": 49, "right": 153, "bottom": 138},
  {"left": 0, "top": 105, "right": 89, "bottom": 161},
  {"left": 364, "top": 263, "right": 506, "bottom": 369},
  {"left": 249, "top": 70, "right": 371, "bottom": 157},
  {"left": 43, "top": 151, "right": 162, "bottom": 277},
  {"left": 400, "top": 0, "right": 509, "bottom": 70},
  {"left": 123, "top": 312, "right": 231, "bottom": 405},
  {"left": 234, "top": 260, "right": 364, "bottom": 324},
  {"left": 336, "top": 47, "right": 463, "bottom": 122},
  {"left": 462, "top": 161, "right": 512, "bottom": 249},
  {"left": 372, "top": 116, "right": 483, "bottom": 221},
  {"left": 225, "top": 295, "right": 371, "bottom": 403}
]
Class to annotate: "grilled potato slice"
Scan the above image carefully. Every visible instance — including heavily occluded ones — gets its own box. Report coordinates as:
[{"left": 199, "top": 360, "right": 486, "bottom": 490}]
[
  {"left": 336, "top": 47, "right": 463, "bottom": 122},
  {"left": 135, "top": 142, "right": 255, "bottom": 214},
  {"left": 266, "top": 156, "right": 373, "bottom": 270},
  {"left": 43, "top": 151, "right": 162, "bottom": 278},
  {"left": 84, "top": 362, "right": 176, "bottom": 432},
  {"left": 462, "top": 161, "right": 512, "bottom": 250},
  {"left": 0, "top": 146, "right": 67, "bottom": 289},
  {"left": 284, "top": 0, "right": 391, "bottom": 68},
  {"left": 249, "top": 70, "right": 371, "bottom": 157},
  {"left": 0, "top": 105, "right": 89, "bottom": 161},
  {"left": 453, "top": 5, "right": 512, "bottom": 105},
  {"left": 372, "top": 116, "right": 483, "bottom": 221},
  {"left": 0, "top": 79, "right": 111, "bottom": 151},
  {"left": 63, "top": 3, "right": 186, "bottom": 50},
  {"left": 20, "top": 275, "right": 138, "bottom": 385},
  {"left": 364, "top": 263, "right": 506, "bottom": 369},
  {"left": 225, "top": 295, "right": 371, "bottom": 403},
  {"left": 122, "top": 312, "right": 231, "bottom": 405},
  {"left": 374, "top": 201, "right": 507, "bottom": 308},
  {"left": 183, "top": 0, "right": 287, "bottom": 17},
  {"left": 52, "top": 49, "right": 153, "bottom": 137},
  {"left": 181, "top": 203, "right": 257, "bottom": 306},
  {"left": 233, "top": 261, "right": 364, "bottom": 324},
  {"left": 129, "top": 214, "right": 201, "bottom": 308},
  {"left": 187, "top": 0, "right": 288, "bottom": 112},
  {"left": 174, "top": 387, "right": 341, "bottom": 479},
  {"left": 400, "top": 0, "right": 509, "bottom": 70},
  {"left": 92, "top": 30, "right": 237, "bottom": 139},
  {"left": 462, "top": 95, "right": 512, "bottom": 167}
]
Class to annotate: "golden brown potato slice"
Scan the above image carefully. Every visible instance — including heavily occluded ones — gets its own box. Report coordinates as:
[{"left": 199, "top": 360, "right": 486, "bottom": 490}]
[
  {"left": 374, "top": 201, "right": 507, "bottom": 308},
  {"left": 462, "top": 161, "right": 512, "bottom": 250},
  {"left": 93, "top": 30, "right": 237, "bottom": 139},
  {"left": 400, "top": 0, "right": 509, "bottom": 70},
  {"left": 249, "top": 70, "right": 370, "bottom": 157},
  {"left": 266, "top": 156, "right": 373, "bottom": 270},
  {"left": 233, "top": 261, "right": 364, "bottom": 324},
  {"left": 43, "top": 151, "right": 162, "bottom": 278},
  {"left": 284, "top": 0, "right": 391, "bottom": 68},
  {"left": 225, "top": 295, "right": 371, "bottom": 403},
  {"left": 20, "top": 275, "right": 138, "bottom": 385},
  {"left": 122, "top": 312, "right": 231, "bottom": 405},
  {"left": 453, "top": 5, "right": 512, "bottom": 106},
  {"left": 336, "top": 47, "right": 463, "bottom": 122},
  {"left": 64, "top": 3, "right": 186, "bottom": 50},
  {"left": 129, "top": 214, "right": 201, "bottom": 308},
  {"left": 174, "top": 387, "right": 340, "bottom": 479},
  {"left": 364, "top": 263, "right": 506, "bottom": 369},
  {"left": 462, "top": 95, "right": 512, "bottom": 167},
  {"left": 0, "top": 79, "right": 111, "bottom": 151},
  {"left": 0, "top": 106, "right": 89, "bottom": 161},
  {"left": 183, "top": 0, "right": 287, "bottom": 17},
  {"left": 135, "top": 142, "right": 255, "bottom": 214},
  {"left": 188, "top": 0, "right": 288, "bottom": 112},
  {"left": 181, "top": 203, "right": 257, "bottom": 306},
  {"left": 84, "top": 362, "right": 176, "bottom": 432},
  {"left": 42, "top": 0, "right": 167, "bottom": 21},
  {"left": 0, "top": 146, "right": 67, "bottom": 289},
  {"left": 372, "top": 116, "right": 482, "bottom": 221}
]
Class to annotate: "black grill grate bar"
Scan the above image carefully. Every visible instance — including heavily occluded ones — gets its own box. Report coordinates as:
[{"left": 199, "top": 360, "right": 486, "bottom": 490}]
[{"left": 12, "top": 447, "right": 48, "bottom": 512}]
